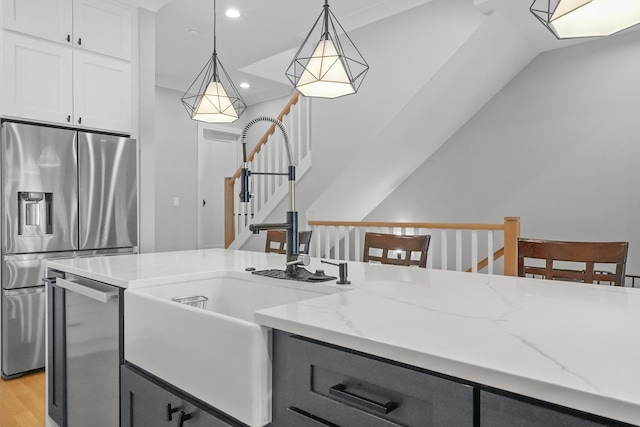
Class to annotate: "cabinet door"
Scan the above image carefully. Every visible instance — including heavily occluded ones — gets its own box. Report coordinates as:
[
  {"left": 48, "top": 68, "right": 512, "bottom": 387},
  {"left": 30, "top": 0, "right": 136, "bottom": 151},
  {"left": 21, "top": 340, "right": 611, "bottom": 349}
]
[
  {"left": 1, "top": 32, "right": 73, "bottom": 125},
  {"left": 121, "top": 364, "right": 237, "bottom": 427},
  {"left": 73, "top": 50, "right": 131, "bottom": 133},
  {"left": 1, "top": 0, "right": 73, "bottom": 44},
  {"left": 480, "top": 391, "right": 613, "bottom": 427},
  {"left": 72, "top": 0, "right": 131, "bottom": 60}
]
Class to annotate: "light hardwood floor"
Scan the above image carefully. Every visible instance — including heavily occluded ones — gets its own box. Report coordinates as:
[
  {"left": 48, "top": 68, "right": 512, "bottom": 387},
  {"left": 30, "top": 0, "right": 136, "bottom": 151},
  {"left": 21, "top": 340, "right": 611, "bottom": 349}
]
[{"left": 0, "top": 370, "right": 45, "bottom": 427}]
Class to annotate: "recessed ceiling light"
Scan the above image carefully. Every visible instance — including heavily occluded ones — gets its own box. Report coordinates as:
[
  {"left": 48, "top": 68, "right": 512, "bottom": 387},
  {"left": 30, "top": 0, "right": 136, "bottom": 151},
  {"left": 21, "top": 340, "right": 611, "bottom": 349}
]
[
  {"left": 239, "top": 82, "right": 250, "bottom": 89},
  {"left": 226, "top": 9, "right": 240, "bottom": 18},
  {"left": 187, "top": 29, "right": 199, "bottom": 37}
]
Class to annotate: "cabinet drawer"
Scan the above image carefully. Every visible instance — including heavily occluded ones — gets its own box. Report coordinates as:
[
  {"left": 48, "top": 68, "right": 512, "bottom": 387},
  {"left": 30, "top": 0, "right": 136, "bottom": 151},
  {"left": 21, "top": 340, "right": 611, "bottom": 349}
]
[
  {"left": 480, "top": 391, "right": 618, "bottom": 427},
  {"left": 272, "top": 331, "right": 474, "bottom": 427}
]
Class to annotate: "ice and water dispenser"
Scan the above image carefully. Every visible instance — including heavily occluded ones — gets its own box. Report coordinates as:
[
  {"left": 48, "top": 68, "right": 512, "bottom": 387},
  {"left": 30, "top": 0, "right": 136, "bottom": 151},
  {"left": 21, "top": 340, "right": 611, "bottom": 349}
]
[{"left": 18, "top": 191, "right": 53, "bottom": 236}]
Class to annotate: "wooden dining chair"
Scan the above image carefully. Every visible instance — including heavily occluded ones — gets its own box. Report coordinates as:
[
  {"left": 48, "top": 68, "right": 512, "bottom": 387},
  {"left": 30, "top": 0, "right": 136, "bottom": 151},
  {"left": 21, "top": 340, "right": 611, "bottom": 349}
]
[
  {"left": 363, "top": 232, "right": 431, "bottom": 268},
  {"left": 517, "top": 238, "right": 628, "bottom": 286},
  {"left": 265, "top": 230, "right": 313, "bottom": 255}
]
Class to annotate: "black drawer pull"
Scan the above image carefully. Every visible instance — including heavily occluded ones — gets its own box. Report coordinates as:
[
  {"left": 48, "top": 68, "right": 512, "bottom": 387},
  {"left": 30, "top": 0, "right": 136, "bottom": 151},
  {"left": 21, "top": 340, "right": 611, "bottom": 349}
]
[
  {"left": 329, "top": 383, "right": 398, "bottom": 415},
  {"left": 166, "top": 403, "right": 180, "bottom": 421},
  {"left": 178, "top": 411, "right": 192, "bottom": 427},
  {"left": 288, "top": 407, "right": 341, "bottom": 427}
]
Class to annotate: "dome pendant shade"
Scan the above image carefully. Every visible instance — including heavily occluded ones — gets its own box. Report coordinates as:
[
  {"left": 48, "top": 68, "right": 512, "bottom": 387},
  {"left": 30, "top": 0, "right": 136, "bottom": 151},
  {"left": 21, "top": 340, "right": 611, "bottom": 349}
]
[
  {"left": 531, "top": 0, "right": 640, "bottom": 38},
  {"left": 286, "top": 1, "right": 368, "bottom": 99},
  {"left": 181, "top": 53, "right": 246, "bottom": 123}
]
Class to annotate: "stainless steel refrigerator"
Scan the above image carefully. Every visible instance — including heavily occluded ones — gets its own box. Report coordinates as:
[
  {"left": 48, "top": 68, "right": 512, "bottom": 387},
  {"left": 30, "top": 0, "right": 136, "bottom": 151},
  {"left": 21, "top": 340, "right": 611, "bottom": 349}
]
[{"left": 1, "top": 121, "right": 137, "bottom": 378}]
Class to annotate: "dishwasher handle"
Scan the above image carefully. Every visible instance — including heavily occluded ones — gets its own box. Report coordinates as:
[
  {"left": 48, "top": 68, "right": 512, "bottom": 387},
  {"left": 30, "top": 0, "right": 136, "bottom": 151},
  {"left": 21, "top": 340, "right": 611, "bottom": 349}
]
[{"left": 56, "top": 277, "right": 119, "bottom": 303}]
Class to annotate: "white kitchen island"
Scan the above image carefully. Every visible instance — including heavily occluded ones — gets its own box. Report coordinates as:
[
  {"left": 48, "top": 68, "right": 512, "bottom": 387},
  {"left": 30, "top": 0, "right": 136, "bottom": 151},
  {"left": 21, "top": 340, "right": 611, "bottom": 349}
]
[{"left": 46, "top": 248, "right": 640, "bottom": 426}]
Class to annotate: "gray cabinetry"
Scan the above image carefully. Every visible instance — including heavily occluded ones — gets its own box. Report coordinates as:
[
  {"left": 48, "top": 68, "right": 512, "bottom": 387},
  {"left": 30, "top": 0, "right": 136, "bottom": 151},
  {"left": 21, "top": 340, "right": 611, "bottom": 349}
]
[
  {"left": 121, "top": 364, "right": 239, "bottom": 427},
  {"left": 272, "top": 330, "right": 475, "bottom": 427},
  {"left": 480, "top": 391, "right": 623, "bottom": 427}
]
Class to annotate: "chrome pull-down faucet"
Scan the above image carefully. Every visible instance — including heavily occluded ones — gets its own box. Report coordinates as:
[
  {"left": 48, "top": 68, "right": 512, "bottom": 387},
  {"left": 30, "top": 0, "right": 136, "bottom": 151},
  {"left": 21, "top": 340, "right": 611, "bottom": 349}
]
[{"left": 239, "top": 116, "right": 300, "bottom": 276}]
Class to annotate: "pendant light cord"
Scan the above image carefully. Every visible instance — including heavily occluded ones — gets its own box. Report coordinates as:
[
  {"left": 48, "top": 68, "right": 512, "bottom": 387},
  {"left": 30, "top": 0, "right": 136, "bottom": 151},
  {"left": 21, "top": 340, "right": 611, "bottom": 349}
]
[
  {"left": 213, "top": 0, "right": 217, "bottom": 54},
  {"left": 323, "top": 0, "right": 330, "bottom": 40}
]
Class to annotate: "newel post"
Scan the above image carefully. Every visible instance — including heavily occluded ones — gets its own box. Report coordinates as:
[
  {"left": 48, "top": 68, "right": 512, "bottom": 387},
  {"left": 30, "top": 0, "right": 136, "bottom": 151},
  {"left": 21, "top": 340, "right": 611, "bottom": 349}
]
[
  {"left": 503, "top": 216, "right": 520, "bottom": 276},
  {"left": 224, "top": 177, "right": 235, "bottom": 248}
]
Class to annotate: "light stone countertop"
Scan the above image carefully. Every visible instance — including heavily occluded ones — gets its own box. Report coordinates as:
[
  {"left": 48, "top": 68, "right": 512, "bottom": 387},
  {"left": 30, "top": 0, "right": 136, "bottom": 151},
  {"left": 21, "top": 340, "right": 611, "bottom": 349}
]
[{"left": 46, "top": 248, "right": 640, "bottom": 425}]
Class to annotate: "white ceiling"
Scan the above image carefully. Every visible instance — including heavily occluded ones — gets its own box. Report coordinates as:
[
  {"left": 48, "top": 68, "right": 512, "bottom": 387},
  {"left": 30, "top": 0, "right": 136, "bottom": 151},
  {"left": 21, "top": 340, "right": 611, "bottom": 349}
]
[{"left": 152, "top": 0, "right": 629, "bottom": 105}]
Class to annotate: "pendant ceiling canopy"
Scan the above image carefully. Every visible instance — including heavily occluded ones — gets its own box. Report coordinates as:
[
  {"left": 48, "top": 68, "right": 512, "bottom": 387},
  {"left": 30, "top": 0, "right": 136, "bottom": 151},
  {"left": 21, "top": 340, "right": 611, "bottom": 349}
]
[{"left": 530, "top": 0, "right": 640, "bottom": 39}]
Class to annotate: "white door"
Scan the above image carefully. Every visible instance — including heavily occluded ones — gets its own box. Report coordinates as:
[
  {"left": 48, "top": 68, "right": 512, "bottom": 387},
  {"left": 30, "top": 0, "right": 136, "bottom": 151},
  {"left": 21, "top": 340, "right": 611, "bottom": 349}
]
[
  {"left": 73, "top": 50, "right": 131, "bottom": 133},
  {"left": 197, "top": 125, "right": 241, "bottom": 249},
  {"left": 72, "top": 0, "right": 132, "bottom": 60},
  {"left": 1, "top": 0, "right": 73, "bottom": 44},
  {"left": 1, "top": 32, "right": 73, "bottom": 125}
]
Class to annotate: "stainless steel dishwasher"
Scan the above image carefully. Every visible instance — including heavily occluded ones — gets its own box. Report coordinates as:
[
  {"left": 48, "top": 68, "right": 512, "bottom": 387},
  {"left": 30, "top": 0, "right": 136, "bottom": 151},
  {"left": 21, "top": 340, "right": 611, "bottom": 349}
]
[{"left": 47, "top": 271, "right": 123, "bottom": 427}]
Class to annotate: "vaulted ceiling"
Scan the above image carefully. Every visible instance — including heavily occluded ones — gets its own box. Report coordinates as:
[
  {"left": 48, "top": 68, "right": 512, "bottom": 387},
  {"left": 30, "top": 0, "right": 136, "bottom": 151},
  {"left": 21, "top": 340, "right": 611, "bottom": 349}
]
[{"left": 151, "top": 0, "right": 635, "bottom": 105}]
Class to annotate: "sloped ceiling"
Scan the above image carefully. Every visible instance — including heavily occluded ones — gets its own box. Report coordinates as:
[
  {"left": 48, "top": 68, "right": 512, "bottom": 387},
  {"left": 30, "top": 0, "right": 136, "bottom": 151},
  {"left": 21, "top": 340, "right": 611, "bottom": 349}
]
[{"left": 152, "top": 0, "right": 607, "bottom": 105}]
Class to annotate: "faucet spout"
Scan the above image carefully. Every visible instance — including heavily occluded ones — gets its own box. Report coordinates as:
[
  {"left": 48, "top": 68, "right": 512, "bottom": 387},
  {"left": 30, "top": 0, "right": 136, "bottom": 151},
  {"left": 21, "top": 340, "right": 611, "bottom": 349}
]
[{"left": 239, "top": 117, "right": 299, "bottom": 276}]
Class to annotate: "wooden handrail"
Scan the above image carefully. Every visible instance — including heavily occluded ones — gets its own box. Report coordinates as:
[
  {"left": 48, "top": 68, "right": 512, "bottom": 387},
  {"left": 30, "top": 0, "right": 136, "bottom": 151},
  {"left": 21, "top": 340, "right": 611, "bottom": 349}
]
[
  {"left": 309, "top": 220, "right": 506, "bottom": 231},
  {"left": 224, "top": 92, "right": 301, "bottom": 248},
  {"left": 231, "top": 92, "right": 300, "bottom": 180}
]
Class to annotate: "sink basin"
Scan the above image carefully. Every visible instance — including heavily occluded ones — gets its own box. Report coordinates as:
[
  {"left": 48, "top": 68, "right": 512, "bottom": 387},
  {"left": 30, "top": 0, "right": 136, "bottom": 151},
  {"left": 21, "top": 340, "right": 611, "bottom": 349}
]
[{"left": 124, "top": 272, "right": 338, "bottom": 427}]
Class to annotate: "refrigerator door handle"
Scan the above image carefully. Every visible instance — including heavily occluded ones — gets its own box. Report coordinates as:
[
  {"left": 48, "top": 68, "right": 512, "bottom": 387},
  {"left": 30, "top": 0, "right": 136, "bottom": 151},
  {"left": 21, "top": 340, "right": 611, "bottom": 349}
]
[{"left": 56, "top": 278, "right": 118, "bottom": 303}]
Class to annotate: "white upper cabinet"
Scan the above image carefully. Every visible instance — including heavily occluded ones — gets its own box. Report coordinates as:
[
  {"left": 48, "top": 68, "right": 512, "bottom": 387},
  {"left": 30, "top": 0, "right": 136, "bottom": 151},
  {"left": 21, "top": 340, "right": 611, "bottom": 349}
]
[
  {"left": 1, "top": 0, "right": 73, "bottom": 44},
  {"left": 0, "top": 0, "right": 133, "bottom": 133},
  {"left": 1, "top": 0, "right": 131, "bottom": 59},
  {"left": 1, "top": 32, "right": 74, "bottom": 125},
  {"left": 73, "top": 51, "right": 131, "bottom": 133},
  {"left": 2, "top": 32, "right": 131, "bottom": 133},
  {"left": 73, "top": 0, "right": 132, "bottom": 60}
]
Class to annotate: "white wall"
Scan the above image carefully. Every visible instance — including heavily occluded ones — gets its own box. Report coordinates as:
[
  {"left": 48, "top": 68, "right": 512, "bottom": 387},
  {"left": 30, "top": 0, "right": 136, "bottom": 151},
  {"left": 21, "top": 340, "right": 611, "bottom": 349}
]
[
  {"left": 152, "top": 89, "right": 294, "bottom": 251},
  {"left": 137, "top": 9, "right": 156, "bottom": 252},
  {"left": 154, "top": 86, "right": 199, "bottom": 251},
  {"left": 367, "top": 30, "right": 640, "bottom": 275}
]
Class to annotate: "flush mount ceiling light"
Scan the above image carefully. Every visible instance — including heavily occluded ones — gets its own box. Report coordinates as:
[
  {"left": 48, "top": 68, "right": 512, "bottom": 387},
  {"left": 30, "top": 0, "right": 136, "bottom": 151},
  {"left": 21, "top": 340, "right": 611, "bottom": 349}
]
[
  {"left": 181, "top": 0, "right": 246, "bottom": 123},
  {"left": 286, "top": 0, "right": 369, "bottom": 99},
  {"left": 530, "top": 0, "right": 640, "bottom": 39}
]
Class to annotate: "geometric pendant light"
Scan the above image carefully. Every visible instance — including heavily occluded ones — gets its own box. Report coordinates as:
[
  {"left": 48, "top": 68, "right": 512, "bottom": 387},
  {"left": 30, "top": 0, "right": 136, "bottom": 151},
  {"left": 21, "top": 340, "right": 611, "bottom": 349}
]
[
  {"left": 181, "top": 0, "right": 246, "bottom": 123},
  {"left": 286, "top": 0, "right": 369, "bottom": 99},
  {"left": 530, "top": 0, "right": 640, "bottom": 39}
]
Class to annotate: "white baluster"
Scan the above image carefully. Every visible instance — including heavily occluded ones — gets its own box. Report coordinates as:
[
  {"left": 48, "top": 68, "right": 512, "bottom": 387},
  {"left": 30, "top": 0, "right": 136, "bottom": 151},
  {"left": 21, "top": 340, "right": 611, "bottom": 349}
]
[
  {"left": 344, "top": 226, "right": 350, "bottom": 262},
  {"left": 316, "top": 226, "right": 322, "bottom": 258},
  {"left": 441, "top": 230, "right": 448, "bottom": 270},
  {"left": 304, "top": 98, "right": 311, "bottom": 158},
  {"left": 355, "top": 227, "right": 361, "bottom": 262},
  {"left": 334, "top": 226, "right": 341, "bottom": 260},
  {"left": 259, "top": 149, "right": 265, "bottom": 209},
  {"left": 456, "top": 230, "right": 462, "bottom": 272},
  {"left": 471, "top": 230, "right": 478, "bottom": 273},
  {"left": 325, "top": 227, "right": 332, "bottom": 260}
]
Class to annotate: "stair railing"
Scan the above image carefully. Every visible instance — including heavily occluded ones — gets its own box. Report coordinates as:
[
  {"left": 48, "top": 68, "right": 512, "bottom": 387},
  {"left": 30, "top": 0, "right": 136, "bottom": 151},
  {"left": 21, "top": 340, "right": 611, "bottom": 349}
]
[
  {"left": 225, "top": 93, "right": 311, "bottom": 247},
  {"left": 307, "top": 217, "right": 521, "bottom": 275}
]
